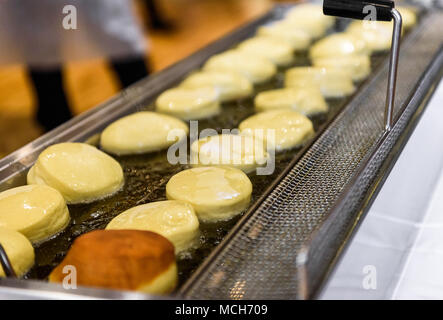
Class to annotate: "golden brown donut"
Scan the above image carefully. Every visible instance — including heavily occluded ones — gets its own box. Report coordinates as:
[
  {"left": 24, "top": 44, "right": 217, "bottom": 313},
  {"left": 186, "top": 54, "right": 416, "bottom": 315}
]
[{"left": 49, "top": 230, "right": 178, "bottom": 294}]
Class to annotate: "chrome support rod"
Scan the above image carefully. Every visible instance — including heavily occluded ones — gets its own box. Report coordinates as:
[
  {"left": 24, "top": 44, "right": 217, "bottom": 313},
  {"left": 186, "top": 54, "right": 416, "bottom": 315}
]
[{"left": 384, "top": 8, "right": 403, "bottom": 132}]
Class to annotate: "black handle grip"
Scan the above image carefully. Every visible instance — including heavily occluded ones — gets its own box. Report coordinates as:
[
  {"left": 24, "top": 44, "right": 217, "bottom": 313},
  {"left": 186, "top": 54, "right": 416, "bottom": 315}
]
[{"left": 323, "top": 0, "right": 394, "bottom": 21}]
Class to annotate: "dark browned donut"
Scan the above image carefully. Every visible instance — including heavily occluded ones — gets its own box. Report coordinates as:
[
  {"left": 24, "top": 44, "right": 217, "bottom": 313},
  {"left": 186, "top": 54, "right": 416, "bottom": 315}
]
[{"left": 49, "top": 230, "right": 177, "bottom": 293}]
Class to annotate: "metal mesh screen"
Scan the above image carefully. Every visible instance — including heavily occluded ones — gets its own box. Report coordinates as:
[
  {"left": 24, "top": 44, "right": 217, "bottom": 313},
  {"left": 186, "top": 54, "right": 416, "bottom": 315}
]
[{"left": 182, "top": 12, "right": 443, "bottom": 300}]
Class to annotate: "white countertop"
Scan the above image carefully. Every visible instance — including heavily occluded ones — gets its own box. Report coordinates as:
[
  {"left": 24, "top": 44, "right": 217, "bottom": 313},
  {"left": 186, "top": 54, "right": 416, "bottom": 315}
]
[{"left": 321, "top": 77, "right": 443, "bottom": 299}]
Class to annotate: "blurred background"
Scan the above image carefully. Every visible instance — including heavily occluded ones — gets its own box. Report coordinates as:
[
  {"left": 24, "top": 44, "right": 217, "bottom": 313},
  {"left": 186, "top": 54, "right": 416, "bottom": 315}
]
[{"left": 0, "top": 0, "right": 293, "bottom": 159}]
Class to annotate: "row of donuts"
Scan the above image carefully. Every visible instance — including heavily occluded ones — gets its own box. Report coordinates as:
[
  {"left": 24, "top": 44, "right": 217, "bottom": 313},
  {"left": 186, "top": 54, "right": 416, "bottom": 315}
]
[
  {"left": 104, "top": 4, "right": 420, "bottom": 160},
  {"left": 0, "top": 142, "right": 254, "bottom": 293},
  {"left": 152, "top": 5, "right": 417, "bottom": 128},
  {"left": 53, "top": 3, "right": 328, "bottom": 288},
  {"left": 0, "top": 3, "right": 328, "bottom": 279},
  {"left": 154, "top": 4, "right": 334, "bottom": 122},
  {"left": 284, "top": 6, "right": 417, "bottom": 101},
  {"left": 0, "top": 4, "right": 330, "bottom": 292},
  {"left": 0, "top": 4, "right": 417, "bottom": 293},
  {"left": 303, "top": 5, "right": 417, "bottom": 90}
]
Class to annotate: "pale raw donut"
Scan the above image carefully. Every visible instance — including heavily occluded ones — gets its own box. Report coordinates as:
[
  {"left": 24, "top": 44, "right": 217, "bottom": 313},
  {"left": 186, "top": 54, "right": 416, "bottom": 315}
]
[
  {"left": 0, "top": 227, "right": 34, "bottom": 277},
  {"left": 312, "top": 54, "right": 371, "bottom": 82},
  {"left": 348, "top": 6, "right": 416, "bottom": 40},
  {"left": 346, "top": 21, "right": 393, "bottom": 52},
  {"left": 255, "top": 87, "right": 328, "bottom": 116},
  {"left": 106, "top": 200, "right": 199, "bottom": 254},
  {"left": 239, "top": 110, "right": 314, "bottom": 151},
  {"left": 156, "top": 87, "right": 220, "bottom": 120},
  {"left": 310, "top": 33, "right": 369, "bottom": 60},
  {"left": 0, "top": 185, "right": 70, "bottom": 243},
  {"left": 100, "top": 112, "right": 189, "bottom": 156},
  {"left": 285, "top": 66, "right": 355, "bottom": 98},
  {"left": 285, "top": 3, "right": 335, "bottom": 31},
  {"left": 27, "top": 143, "right": 124, "bottom": 204},
  {"left": 203, "top": 49, "right": 277, "bottom": 84},
  {"left": 190, "top": 134, "right": 269, "bottom": 173},
  {"left": 347, "top": 5, "right": 419, "bottom": 51},
  {"left": 237, "top": 36, "right": 295, "bottom": 66},
  {"left": 346, "top": 8, "right": 416, "bottom": 53},
  {"left": 257, "top": 22, "right": 312, "bottom": 51},
  {"left": 166, "top": 167, "right": 252, "bottom": 222},
  {"left": 180, "top": 70, "right": 253, "bottom": 102}
]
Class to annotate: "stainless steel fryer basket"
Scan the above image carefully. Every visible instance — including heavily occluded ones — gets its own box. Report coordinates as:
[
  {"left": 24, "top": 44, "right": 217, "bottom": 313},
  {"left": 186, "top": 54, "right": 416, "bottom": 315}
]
[{"left": 0, "top": 4, "right": 441, "bottom": 300}]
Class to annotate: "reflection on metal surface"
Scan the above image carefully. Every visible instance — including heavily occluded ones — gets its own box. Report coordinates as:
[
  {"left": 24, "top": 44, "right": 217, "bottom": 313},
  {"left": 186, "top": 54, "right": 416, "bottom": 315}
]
[{"left": 230, "top": 280, "right": 247, "bottom": 300}]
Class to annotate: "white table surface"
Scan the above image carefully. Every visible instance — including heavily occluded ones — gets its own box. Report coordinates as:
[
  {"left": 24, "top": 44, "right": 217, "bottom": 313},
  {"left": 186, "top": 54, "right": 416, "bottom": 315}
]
[{"left": 321, "top": 77, "right": 443, "bottom": 299}]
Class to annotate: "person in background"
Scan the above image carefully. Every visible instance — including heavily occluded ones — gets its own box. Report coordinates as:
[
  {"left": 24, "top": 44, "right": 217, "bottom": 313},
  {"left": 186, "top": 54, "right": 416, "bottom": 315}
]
[
  {"left": 143, "top": 0, "right": 173, "bottom": 30},
  {"left": 0, "top": 0, "right": 149, "bottom": 131}
]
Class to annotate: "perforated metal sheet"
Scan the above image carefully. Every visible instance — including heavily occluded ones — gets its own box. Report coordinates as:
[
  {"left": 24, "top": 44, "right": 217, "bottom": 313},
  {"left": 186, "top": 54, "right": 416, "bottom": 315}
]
[{"left": 181, "top": 12, "right": 443, "bottom": 300}]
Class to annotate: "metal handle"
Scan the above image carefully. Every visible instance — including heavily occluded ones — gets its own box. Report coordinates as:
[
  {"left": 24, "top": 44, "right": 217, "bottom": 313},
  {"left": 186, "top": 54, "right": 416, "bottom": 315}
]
[
  {"left": 0, "top": 243, "right": 16, "bottom": 278},
  {"left": 385, "top": 8, "right": 402, "bottom": 131},
  {"left": 323, "top": 0, "right": 402, "bottom": 132},
  {"left": 323, "top": 0, "right": 394, "bottom": 21}
]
